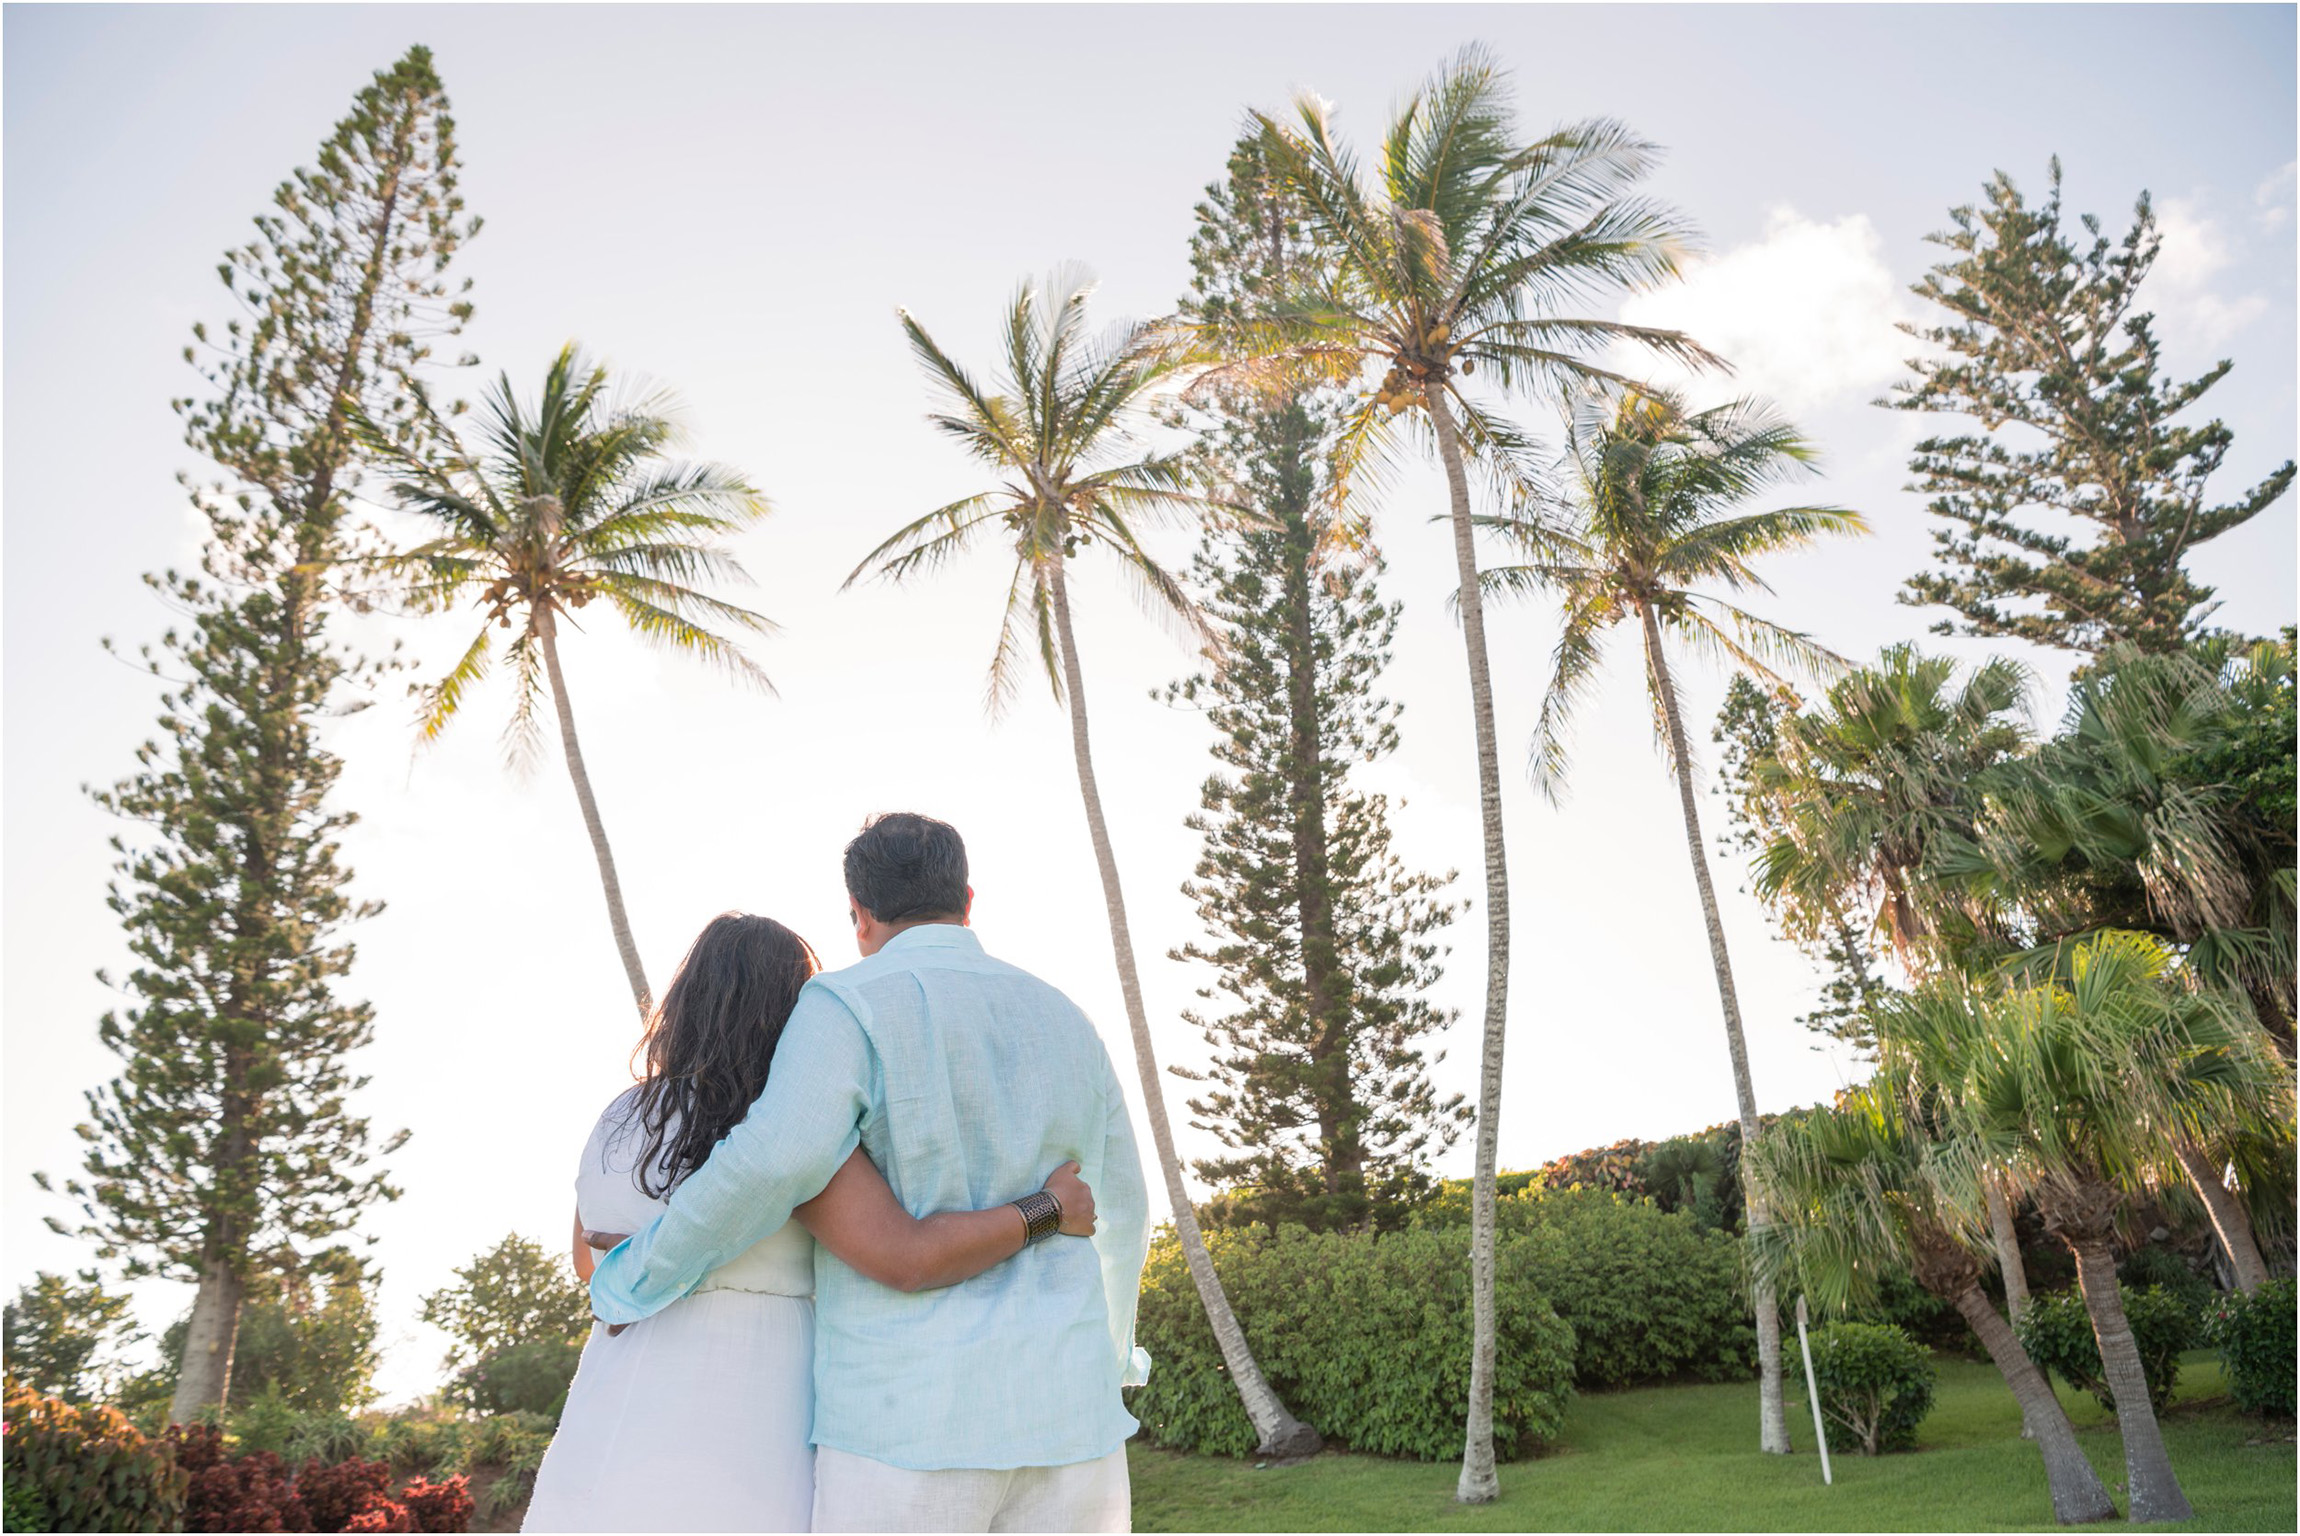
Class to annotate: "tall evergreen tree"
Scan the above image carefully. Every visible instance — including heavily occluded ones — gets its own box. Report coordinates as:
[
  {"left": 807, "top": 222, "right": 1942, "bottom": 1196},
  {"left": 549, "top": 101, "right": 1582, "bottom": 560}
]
[
  {"left": 38, "top": 48, "right": 475, "bottom": 1421},
  {"left": 1166, "top": 137, "right": 1466, "bottom": 1234},
  {"left": 1894, "top": 159, "right": 2293, "bottom": 653}
]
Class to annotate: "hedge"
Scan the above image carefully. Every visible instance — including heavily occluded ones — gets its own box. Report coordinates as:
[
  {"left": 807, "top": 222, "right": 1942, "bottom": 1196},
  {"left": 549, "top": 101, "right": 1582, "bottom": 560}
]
[
  {"left": 2201, "top": 1277, "right": 2296, "bottom": 1417},
  {"left": 1414, "top": 1186, "right": 1756, "bottom": 1388},
  {"left": 1128, "top": 1224, "right": 1576, "bottom": 1460},
  {"left": 2015, "top": 1285, "right": 2194, "bottom": 1415}
]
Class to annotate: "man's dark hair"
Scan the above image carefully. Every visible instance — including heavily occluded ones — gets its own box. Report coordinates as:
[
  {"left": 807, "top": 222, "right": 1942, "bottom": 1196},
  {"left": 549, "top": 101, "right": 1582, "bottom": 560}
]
[{"left": 844, "top": 812, "right": 969, "bottom": 923}]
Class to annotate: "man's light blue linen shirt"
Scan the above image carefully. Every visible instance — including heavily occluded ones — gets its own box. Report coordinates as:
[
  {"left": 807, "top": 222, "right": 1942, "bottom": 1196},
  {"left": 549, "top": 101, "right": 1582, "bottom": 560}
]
[{"left": 587, "top": 924, "right": 1152, "bottom": 1471}]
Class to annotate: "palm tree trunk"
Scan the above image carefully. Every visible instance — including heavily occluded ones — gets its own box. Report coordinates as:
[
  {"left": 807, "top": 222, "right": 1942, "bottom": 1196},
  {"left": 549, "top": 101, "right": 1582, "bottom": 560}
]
[
  {"left": 536, "top": 608, "right": 652, "bottom": 1022},
  {"left": 1425, "top": 384, "right": 1513, "bottom": 1504},
  {"left": 2069, "top": 1234, "right": 2194, "bottom": 1522},
  {"left": 1639, "top": 602, "right": 1791, "bottom": 1456},
  {"left": 2171, "top": 1137, "right": 2268, "bottom": 1293},
  {"left": 1044, "top": 552, "right": 1322, "bottom": 1459},
  {"left": 1946, "top": 1283, "right": 2117, "bottom": 1523},
  {"left": 167, "top": 1250, "right": 244, "bottom": 1422},
  {"left": 1986, "top": 1179, "right": 2032, "bottom": 1324}
]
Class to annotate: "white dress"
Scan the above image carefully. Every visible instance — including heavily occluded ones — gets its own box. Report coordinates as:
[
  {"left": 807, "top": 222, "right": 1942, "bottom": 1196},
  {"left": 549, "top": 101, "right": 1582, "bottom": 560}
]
[{"left": 523, "top": 1089, "right": 818, "bottom": 1533}]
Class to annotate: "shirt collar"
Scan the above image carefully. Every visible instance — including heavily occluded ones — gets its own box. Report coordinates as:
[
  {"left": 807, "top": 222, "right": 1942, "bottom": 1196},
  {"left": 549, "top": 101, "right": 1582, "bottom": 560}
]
[{"left": 877, "top": 922, "right": 983, "bottom": 956}]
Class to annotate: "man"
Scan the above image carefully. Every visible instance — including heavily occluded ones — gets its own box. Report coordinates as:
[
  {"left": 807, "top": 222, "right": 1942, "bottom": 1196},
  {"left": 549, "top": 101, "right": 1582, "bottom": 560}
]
[{"left": 588, "top": 812, "right": 1152, "bottom": 1532}]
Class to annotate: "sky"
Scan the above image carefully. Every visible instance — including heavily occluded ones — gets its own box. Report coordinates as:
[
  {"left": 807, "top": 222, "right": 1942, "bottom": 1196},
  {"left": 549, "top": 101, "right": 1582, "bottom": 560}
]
[{"left": 5, "top": 4, "right": 2294, "bottom": 1406}]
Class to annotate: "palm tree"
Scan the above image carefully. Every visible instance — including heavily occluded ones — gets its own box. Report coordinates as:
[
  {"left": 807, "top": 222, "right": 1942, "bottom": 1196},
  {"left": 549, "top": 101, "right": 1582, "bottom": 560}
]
[
  {"left": 1973, "top": 642, "right": 2297, "bottom": 1057},
  {"left": 1880, "top": 933, "right": 2258, "bottom": 1523},
  {"left": 1749, "top": 645, "right": 2039, "bottom": 1315},
  {"left": 1750, "top": 1089, "right": 2116, "bottom": 1523},
  {"left": 368, "top": 345, "right": 774, "bottom": 1019},
  {"left": 1243, "top": 49, "right": 1716, "bottom": 1498},
  {"left": 846, "top": 270, "right": 1322, "bottom": 1458},
  {"left": 1478, "top": 384, "right": 1864, "bottom": 1458}
]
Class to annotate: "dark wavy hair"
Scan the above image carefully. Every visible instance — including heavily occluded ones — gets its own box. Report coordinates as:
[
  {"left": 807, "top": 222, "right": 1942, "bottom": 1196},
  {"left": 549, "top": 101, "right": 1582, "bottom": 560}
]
[{"left": 626, "top": 913, "right": 819, "bottom": 1198}]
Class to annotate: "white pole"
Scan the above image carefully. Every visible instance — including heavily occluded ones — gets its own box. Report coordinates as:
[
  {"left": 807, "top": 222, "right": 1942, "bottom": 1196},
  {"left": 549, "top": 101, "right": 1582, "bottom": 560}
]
[{"left": 1796, "top": 1294, "right": 1832, "bottom": 1486}]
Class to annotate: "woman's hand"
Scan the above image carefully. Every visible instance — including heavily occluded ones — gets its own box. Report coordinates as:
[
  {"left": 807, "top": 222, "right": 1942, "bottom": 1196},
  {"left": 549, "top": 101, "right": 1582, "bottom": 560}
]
[
  {"left": 582, "top": 1230, "right": 632, "bottom": 1335},
  {"left": 1043, "top": 1160, "right": 1097, "bottom": 1237}
]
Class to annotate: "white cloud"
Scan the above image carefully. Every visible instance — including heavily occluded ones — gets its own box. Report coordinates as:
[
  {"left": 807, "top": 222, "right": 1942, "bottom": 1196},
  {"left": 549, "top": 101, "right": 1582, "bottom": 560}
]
[
  {"left": 1613, "top": 207, "right": 1916, "bottom": 417},
  {"left": 2254, "top": 162, "right": 2295, "bottom": 229},
  {"left": 2152, "top": 196, "right": 2269, "bottom": 346}
]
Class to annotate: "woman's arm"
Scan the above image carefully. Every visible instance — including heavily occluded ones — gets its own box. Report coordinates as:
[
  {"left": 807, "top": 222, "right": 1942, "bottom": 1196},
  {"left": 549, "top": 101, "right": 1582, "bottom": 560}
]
[
  {"left": 571, "top": 1207, "right": 598, "bottom": 1283},
  {"left": 795, "top": 1149, "right": 1095, "bottom": 1293}
]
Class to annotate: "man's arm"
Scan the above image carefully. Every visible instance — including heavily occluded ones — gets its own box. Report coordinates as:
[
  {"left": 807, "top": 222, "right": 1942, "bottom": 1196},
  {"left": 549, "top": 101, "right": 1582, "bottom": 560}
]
[
  {"left": 588, "top": 985, "right": 871, "bottom": 1326},
  {"left": 1092, "top": 1048, "right": 1154, "bottom": 1387}
]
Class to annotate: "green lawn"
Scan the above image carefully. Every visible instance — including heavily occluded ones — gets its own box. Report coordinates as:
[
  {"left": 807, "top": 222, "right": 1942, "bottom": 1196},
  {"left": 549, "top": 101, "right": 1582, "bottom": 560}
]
[{"left": 1129, "top": 1352, "right": 2296, "bottom": 1532}]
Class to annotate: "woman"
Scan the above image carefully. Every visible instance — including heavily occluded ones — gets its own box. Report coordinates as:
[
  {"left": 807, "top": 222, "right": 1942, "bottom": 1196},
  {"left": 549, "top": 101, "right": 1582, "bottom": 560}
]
[{"left": 523, "top": 913, "right": 1090, "bottom": 1533}]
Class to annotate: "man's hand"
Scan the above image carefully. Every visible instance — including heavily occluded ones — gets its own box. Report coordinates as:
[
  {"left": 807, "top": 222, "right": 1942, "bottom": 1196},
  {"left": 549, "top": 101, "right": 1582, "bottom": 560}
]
[
  {"left": 583, "top": 1231, "right": 633, "bottom": 1335},
  {"left": 1043, "top": 1161, "right": 1097, "bottom": 1237}
]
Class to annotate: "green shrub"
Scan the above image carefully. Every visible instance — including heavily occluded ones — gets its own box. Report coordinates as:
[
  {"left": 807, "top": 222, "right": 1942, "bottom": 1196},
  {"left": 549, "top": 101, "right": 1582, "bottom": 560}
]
[
  {"left": 1847, "top": 1272, "right": 1967, "bottom": 1353},
  {"left": 2201, "top": 1277, "right": 2296, "bottom": 1416},
  {"left": 1128, "top": 1225, "right": 1576, "bottom": 1460},
  {"left": 4, "top": 1473, "right": 51, "bottom": 1532},
  {"left": 1786, "top": 1322, "right": 1935, "bottom": 1455},
  {"left": 1417, "top": 1186, "right": 1755, "bottom": 1388},
  {"left": 226, "top": 1381, "right": 304, "bottom": 1457},
  {"left": 445, "top": 1339, "right": 581, "bottom": 1419},
  {"left": 2015, "top": 1285, "right": 2194, "bottom": 1415},
  {"left": 2118, "top": 1245, "right": 2215, "bottom": 1322},
  {"left": 0, "top": 1377, "right": 187, "bottom": 1532}
]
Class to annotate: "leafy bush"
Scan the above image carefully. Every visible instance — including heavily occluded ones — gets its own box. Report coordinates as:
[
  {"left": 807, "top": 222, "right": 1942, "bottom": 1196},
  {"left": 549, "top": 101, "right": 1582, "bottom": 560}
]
[
  {"left": 1129, "top": 1224, "right": 1576, "bottom": 1460},
  {"left": 1787, "top": 1321, "right": 1936, "bottom": 1455},
  {"left": 2201, "top": 1277, "right": 2296, "bottom": 1417},
  {"left": 171, "top": 1424, "right": 304, "bottom": 1533},
  {"left": 297, "top": 1455, "right": 394, "bottom": 1532},
  {"left": 2015, "top": 1285, "right": 2194, "bottom": 1415},
  {"left": 227, "top": 1381, "right": 306, "bottom": 1457},
  {"left": 1, "top": 1376, "right": 187, "bottom": 1532},
  {"left": 2118, "top": 1245, "right": 2215, "bottom": 1322},
  {"left": 445, "top": 1339, "right": 581, "bottom": 1419},
  {"left": 1416, "top": 1186, "right": 1755, "bottom": 1388},
  {"left": 399, "top": 1475, "right": 474, "bottom": 1533},
  {"left": 3, "top": 1473, "right": 49, "bottom": 1533},
  {"left": 1847, "top": 1272, "right": 1967, "bottom": 1353}
]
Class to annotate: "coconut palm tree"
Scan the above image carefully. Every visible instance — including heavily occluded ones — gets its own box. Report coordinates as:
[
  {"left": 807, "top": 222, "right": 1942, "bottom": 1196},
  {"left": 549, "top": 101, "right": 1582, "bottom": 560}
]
[
  {"left": 845, "top": 269, "right": 1322, "bottom": 1458},
  {"left": 1240, "top": 48, "right": 1717, "bottom": 1497},
  {"left": 1750, "top": 1089, "right": 2116, "bottom": 1523},
  {"left": 1878, "top": 933, "right": 2261, "bottom": 1523},
  {"left": 1749, "top": 645, "right": 2039, "bottom": 1313},
  {"left": 1478, "top": 384, "right": 1863, "bottom": 1459},
  {"left": 367, "top": 345, "right": 774, "bottom": 1019}
]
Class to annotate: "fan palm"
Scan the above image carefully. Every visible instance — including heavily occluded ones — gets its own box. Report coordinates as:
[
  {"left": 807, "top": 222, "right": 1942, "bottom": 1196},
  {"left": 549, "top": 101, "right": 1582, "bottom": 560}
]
[
  {"left": 846, "top": 270, "right": 1321, "bottom": 1458},
  {"left": 1749, "top": 1090, "right": 2116, "bottom": 1523},
  {"left": 1754, "top": 644, "right": 2033, "bottom": 968},
  {"left": 1240, "top": 47, "right": 1719, "bottom": 1498},
  {"left": 1750, "top": 644, "right": 2038, "bottom": 1316},
  {"left": 368, "top": 345, "right": 773, "bottom": 1019},
  {"left": 1969, "top": 642, "right": 2297, "bottom": 1049},
  {"left": 1878, "top": 933, "right": 2254, "bottom": 1522},
  {"left": 1479, "top": 384, "right": 1864, "bottom": 1459}
]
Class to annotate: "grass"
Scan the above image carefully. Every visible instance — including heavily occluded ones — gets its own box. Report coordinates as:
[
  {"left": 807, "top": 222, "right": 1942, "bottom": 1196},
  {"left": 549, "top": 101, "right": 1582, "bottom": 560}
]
[{"left": 1129, "top": 1351, "right": 2296, "bottom": 1532}]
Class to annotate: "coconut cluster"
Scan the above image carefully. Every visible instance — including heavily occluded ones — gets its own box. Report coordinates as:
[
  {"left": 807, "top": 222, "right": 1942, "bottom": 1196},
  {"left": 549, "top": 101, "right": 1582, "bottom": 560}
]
[{"left": 1369, "top": 320, "right": 1470, "bottom": 415}]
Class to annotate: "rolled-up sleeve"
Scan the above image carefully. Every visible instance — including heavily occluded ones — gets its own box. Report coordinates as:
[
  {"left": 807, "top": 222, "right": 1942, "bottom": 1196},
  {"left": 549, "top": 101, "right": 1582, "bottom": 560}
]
[
  {"left": 1092, "top": 1047, "right": 1154, "bottom": 1387},
  {"left": 589, "top": 984, "right": 871, "bottom": 1325}
]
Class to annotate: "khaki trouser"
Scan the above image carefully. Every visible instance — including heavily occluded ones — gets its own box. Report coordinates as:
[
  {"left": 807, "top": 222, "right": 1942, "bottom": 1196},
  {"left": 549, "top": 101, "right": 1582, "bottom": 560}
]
[{"left": 811, "top": 1445, "right": 1130, "bottom": 1533}]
